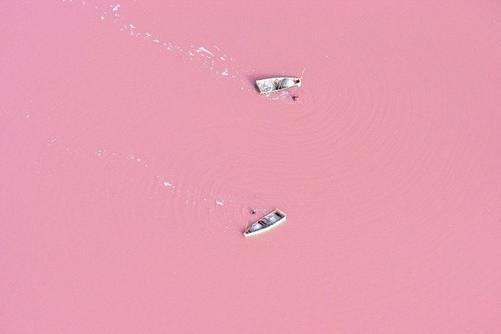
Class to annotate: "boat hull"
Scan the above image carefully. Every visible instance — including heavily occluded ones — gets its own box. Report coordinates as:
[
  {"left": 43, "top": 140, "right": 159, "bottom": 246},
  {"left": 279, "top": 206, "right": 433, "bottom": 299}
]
[
  {"left": 255, "top": 77, "right": 301, "bottom": 94},
  {"left": 244, "top": 209, "right": 287, "bottom": 237}
]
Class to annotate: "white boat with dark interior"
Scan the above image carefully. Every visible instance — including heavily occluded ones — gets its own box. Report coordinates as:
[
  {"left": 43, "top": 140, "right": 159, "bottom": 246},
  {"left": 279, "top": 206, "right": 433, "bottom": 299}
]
[
  {"left": 244, "top": 209, "right": 287, "bottom": 237},
  {"left": 255, "top": 77, "right": 301, "bottom": 94}
]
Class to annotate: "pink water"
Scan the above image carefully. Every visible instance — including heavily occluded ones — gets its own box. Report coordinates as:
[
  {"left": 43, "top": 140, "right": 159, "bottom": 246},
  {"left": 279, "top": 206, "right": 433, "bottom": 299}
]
[{"left": 2, "top": 1, "right": 501, "bottom": 333}]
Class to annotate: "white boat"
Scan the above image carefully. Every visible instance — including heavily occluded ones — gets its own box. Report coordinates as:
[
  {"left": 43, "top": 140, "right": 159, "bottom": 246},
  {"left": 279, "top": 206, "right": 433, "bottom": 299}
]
[
  {"left": 255, "top": 77, "right": 301, "bottom": 94},
  {"left": 244, "top": 209, "right": 287, "bottom": 237}
]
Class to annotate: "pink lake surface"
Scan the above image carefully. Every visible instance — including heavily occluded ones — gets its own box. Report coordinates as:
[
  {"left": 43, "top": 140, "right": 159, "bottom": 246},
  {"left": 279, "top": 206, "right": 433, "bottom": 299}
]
[{"left": 2, "top": 1, "right": 501, "bottom": 333}]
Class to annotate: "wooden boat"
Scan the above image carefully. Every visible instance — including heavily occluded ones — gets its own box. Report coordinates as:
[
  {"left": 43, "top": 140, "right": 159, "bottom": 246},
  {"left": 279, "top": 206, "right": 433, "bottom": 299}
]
[
  {"left": 255, "top": 77, "right": 301, "bottom": 94},
  {"left": 244, "top": 209, "right": 287, "bottom": 237}
]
